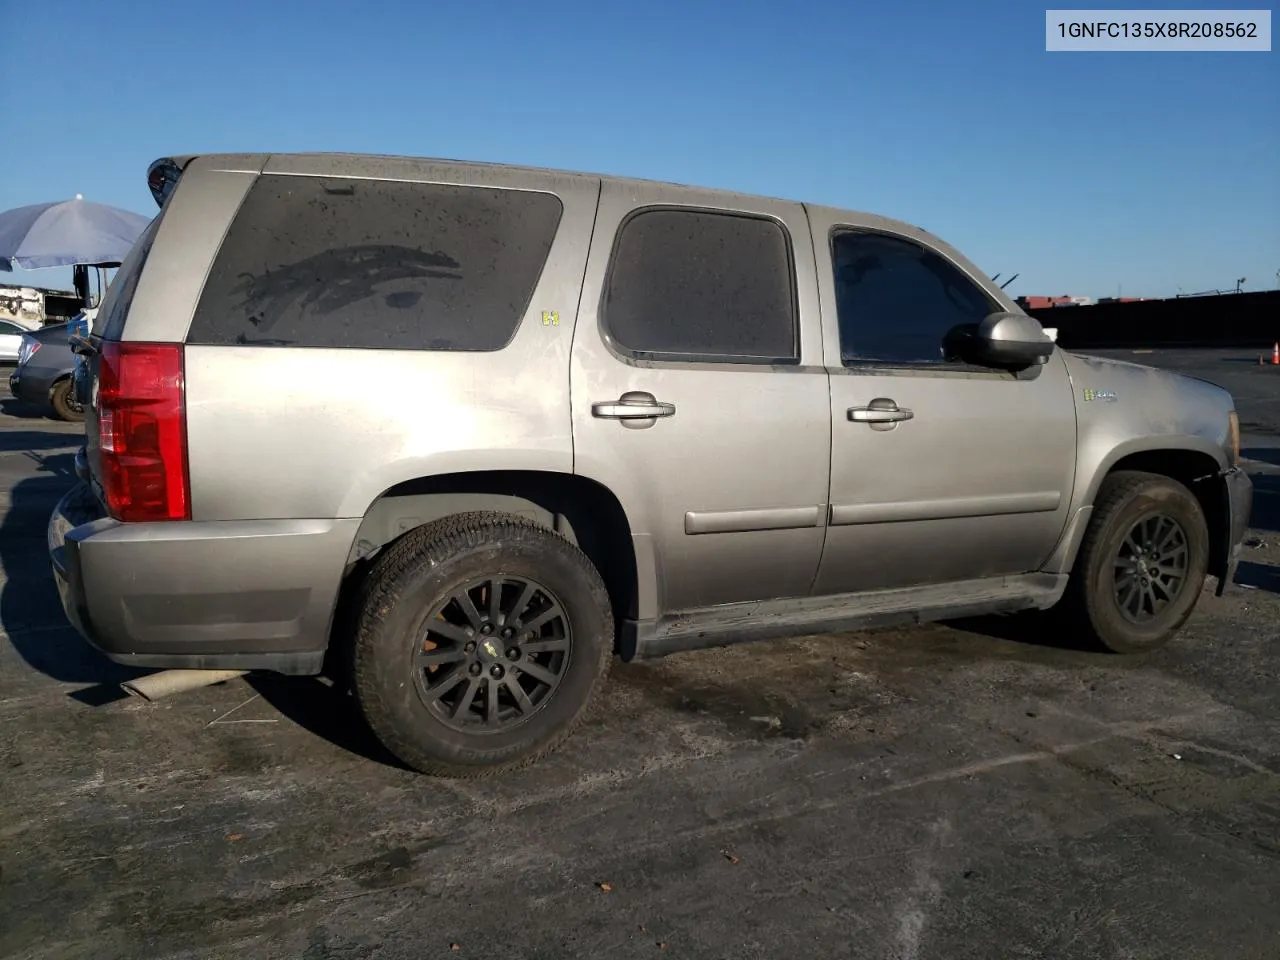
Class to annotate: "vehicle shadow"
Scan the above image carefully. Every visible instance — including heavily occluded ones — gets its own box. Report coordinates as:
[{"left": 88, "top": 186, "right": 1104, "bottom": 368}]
[
  {"left": 1244, "top": 472, "right": 1280, "bottom": 533},
  {"left": 247, "top": 674, "right": 410, "bottom": 771},
  {"left": 941, "top": 608, "right": 1104, "bottom": 656},
  {"left": 245, "top": 559, "right": 410, "bottom": 771},
  {"left": 1235, "top": 561, "right": 1280, "bottom": 593},
  {"left": 0, "top": 429, "right": 81, "bottom": 453},
  {"left": 0, "top": 448, "right": 145, "bottom": 697},
  {"left": 1242, "top": 447, "right": 1280, "bottom": 466},
  {"left": 0, "top": 398, "right": 55, "bottom": 421}
]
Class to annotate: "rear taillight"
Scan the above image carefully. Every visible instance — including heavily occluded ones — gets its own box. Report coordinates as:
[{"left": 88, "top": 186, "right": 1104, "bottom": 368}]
[
  {"left": 98, "top": 341, "right": 190, "bottom": 522},
  {"left": 18, "top": 336, "right": 39, "bottom": 365}
]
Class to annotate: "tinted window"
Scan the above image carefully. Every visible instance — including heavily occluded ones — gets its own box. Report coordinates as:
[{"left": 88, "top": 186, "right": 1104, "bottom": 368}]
[
  {"left": 603, "top": 208, "right": 797, "bottom": 362},
  {"left": 831, "top": 231, "right": 994, "bottom": 366},
  {"left": 187, "top": 176, "right": 563, "bottom": 350},
  {"left": 0, "top": 321, "right": 23, "bottom": 334},
  {"left": 94, "top": 214, "right": 162, "bottom": 339}
]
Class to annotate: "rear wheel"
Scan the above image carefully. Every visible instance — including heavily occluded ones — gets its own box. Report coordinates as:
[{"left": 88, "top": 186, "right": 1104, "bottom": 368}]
[
  {"left": 49, "top": 378, "right": 84, "bottom": 422},
  {"left": 351, "top": 511, "right": 614, "bottom": 777},
  {"left": 1064, "top": 470, "right": 1209, "bottom": 653}
]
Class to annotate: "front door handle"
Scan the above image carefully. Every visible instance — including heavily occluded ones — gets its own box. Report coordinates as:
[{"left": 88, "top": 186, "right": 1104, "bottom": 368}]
[
  {"left": 592, "top": 391, "right": 676, "bottom": 420},
  {"left": 848, "top": 399, "right": 913, "bottom": 423}
]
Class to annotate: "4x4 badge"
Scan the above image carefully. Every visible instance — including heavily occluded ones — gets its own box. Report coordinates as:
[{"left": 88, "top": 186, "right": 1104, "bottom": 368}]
[
  {"left": 541, "top": 310, "right": 560, "bottom": 327},
  {"left": 1083, "top": 388, "right": 1117, "bottom": 402}
]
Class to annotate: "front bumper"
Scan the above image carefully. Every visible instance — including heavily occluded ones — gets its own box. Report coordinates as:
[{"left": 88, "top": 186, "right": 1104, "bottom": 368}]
[
  {"left": 48, "top": 482, "right": 359, "bottom": 675},
  {"left": 1215, "top": 466, "right": 1253, "bottom": 596}
]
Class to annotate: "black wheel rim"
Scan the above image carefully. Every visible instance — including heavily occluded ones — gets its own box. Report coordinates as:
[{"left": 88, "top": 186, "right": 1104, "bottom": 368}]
[
  {"left": 1112, "top": 512, "right": 1189, "bottom": 624},
  {"left": 412, "top": 576, "right": 571, "bottom": 733}
]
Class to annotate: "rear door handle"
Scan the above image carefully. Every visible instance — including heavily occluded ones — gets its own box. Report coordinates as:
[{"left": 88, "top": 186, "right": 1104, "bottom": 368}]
[
  {"left": 848, "top": 399, "right": 913, "bottom": 423},
  {"left": 592, "top": 391, "right": 676, "bottom": 420}
]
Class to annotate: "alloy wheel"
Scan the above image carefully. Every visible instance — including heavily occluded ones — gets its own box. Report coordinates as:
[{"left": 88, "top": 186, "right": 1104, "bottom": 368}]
[{"left": 412, "top": 576, "right": 572, "bottom": 732}]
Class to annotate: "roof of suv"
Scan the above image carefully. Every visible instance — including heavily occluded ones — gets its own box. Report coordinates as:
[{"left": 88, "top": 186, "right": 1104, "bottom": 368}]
[
  {"left": 150, "top": 152, "right": 930, "bottom": 238},
  {"left": 159, "top": 150, "right": 780, "bottom": 200}
]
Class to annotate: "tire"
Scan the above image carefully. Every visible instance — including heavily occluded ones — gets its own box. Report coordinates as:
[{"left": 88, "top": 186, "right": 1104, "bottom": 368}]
[
  {"left": 50, "top": 378, "right": 84, "bottom": 422},
  {"left": 351, "top": 510, "right": 614, "bottom": 777},
  {"left": 1063, "top": 470, "right": 1210, "bottom": 654}
]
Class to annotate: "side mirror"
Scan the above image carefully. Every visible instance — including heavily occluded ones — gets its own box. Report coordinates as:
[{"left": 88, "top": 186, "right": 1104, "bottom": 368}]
[{"left": 946, "top": 312, "right": 1055, "bottom": 369}]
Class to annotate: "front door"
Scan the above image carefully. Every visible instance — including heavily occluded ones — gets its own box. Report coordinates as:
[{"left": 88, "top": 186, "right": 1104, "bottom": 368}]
[
  {"left": 571, "top": 181, "right": 831, "bottom": 617},
  {"left": 806, "top": 207, "right": 1078, "bottom": 595}
]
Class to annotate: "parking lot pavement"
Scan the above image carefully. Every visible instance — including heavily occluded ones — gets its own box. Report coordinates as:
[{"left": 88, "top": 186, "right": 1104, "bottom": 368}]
[{"left": 2, "top": 357, "right": 1279, "bottom": 960}]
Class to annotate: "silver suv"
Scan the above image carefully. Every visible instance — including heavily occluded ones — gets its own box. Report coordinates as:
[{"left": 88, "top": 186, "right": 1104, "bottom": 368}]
[{"left": 50, "top": 153, "right": 1252, "bottom": 777}]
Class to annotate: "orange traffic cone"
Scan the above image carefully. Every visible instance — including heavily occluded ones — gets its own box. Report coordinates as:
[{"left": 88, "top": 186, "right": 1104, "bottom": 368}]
[{"left": 1272, "top": 342, "right": 1278, "bottom": 365}]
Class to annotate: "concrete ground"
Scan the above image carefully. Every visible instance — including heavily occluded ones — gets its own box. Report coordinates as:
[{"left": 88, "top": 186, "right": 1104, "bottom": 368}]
[{"left": 1, "top": 350, "right": 1278, "bottom": 960}]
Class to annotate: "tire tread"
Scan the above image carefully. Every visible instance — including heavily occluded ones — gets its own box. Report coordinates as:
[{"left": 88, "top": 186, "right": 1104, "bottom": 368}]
[
  {"left": 1067, "top": 470, "right": 1207, "bottom": 653},
  {"left": 350, "top": 510, "right": 613, "bottom": 778}
]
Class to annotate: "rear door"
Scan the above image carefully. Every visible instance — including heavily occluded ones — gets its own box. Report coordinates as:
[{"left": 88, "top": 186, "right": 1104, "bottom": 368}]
[
  {"left": 807, "top": 207, "right": 1078, "bottom": 595},
  {"left": 570, "top": 181, "right": 831, "bottom": 617}
]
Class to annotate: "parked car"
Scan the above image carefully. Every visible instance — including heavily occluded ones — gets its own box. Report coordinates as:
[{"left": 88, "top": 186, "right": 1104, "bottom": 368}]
[
  {"left": 0, "top": 318, "right": 38, "bottom": 363},
  {"left": 9, "top": 317, "right": 86, "bottom": 421},
  {"left": 50, "top": 153, "right": 1252, "bottom": 778}
]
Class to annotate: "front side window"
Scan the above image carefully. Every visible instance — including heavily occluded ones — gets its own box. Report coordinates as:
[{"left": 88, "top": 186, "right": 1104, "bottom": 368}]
[
  {"left": 831, "top": 230, "right": 995, "bottom": 366},
  {"left": 602, "top": 208, "right": 798, "bottom": 363}
]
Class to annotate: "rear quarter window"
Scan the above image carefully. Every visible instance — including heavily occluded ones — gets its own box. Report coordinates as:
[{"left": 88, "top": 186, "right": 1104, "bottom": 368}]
[
  {"left": 93, "top": 215, "right": 162, "bottom": 340},
  {"left": 185, "top": 175, "right": 564, "bottom": 351}
]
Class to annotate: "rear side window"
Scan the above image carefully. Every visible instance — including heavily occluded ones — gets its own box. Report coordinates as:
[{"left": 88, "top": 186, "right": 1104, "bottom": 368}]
[
  {"left": 186, "top": 176, "right": 563, "bottom": 350},
  {"left": 602, "top": 208, "right": 798, "bottom": 363}
]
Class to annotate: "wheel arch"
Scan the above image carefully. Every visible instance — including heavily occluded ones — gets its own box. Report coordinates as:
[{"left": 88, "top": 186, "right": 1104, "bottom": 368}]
[
  {"left": 47, "top": 370, "right": 74, "bottom": 395},
  {"left": 337, "top": 470, "right": 643, "bottom": 650},
  {"left": 1045, "top": 438, "right": 1230, "bottom": 577}
]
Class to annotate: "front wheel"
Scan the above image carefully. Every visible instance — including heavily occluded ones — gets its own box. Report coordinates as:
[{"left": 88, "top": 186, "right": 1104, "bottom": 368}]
[
  {"left": 49, "top": 378, "right": 84, "bottom": 422},
  {"left": 351, "top": 511, "right": 614, "bottom": 777},
  {"left": 1063, "top": 470, "right": 1210, "bottom": 654}
]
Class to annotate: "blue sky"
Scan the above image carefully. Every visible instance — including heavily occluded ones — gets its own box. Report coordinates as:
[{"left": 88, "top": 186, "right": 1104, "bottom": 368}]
[{"left": 2, "top": 0, "right": 1276, "bottom": 299}]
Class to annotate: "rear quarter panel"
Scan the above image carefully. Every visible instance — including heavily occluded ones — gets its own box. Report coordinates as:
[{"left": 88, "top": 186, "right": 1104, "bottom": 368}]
[
  {"left": 22, "top": 326, "right": 75, "bottom": 387},
  {"left": 179, "top": 157, "right": 602, "bottom": 521}
]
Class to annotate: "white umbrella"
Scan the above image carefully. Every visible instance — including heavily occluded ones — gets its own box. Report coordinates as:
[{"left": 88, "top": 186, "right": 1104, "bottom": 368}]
[{"left": 0, "top": 195, "right": 151, "bottom": 272}]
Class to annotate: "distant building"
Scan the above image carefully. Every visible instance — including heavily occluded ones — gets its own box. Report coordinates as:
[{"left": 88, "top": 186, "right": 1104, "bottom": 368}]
[{"left": 1016, "top": 295, "right": 1095, "bottom": 309}]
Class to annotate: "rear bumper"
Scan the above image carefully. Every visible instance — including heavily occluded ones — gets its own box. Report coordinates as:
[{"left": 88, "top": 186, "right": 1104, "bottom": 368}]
[
  {"left": 9, "top": 364, "right": 60, "bottom": 404},
  {"left": 48, "top": 482, "right": 358, "bottom": 674},
  {"left": 1215, "top": 466, "right": 1253, "bottom": 596}
]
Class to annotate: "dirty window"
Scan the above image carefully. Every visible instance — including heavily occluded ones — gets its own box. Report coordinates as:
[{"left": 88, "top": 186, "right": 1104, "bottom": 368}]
[
  {"left": 603, "top": 208, "right": 798, "bottom": 363},
  {"left": 831, "top": 231, "right": 994, "bottom": 366},
  {"left": 186, "top": 176, "right": 563, "bottom": 350}
]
